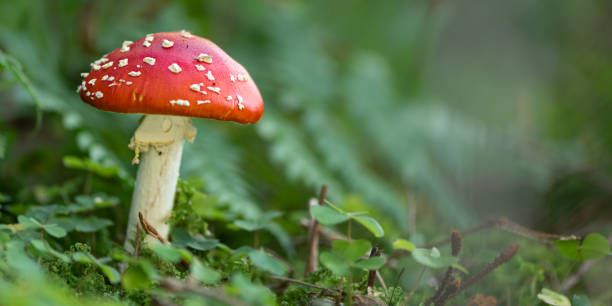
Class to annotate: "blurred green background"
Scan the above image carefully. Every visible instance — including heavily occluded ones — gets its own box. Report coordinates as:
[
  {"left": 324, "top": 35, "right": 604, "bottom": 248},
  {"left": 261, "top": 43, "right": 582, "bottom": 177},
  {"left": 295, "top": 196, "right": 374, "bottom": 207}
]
[{"left": 1, "top": 0, "right": 611, "bottom": 304}]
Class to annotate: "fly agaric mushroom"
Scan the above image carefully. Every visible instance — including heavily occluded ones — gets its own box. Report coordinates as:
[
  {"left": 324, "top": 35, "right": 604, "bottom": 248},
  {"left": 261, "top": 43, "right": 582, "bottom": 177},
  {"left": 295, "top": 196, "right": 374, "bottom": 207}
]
[{"left": 77, "top": 31, "right": 263, "bottom": 252}]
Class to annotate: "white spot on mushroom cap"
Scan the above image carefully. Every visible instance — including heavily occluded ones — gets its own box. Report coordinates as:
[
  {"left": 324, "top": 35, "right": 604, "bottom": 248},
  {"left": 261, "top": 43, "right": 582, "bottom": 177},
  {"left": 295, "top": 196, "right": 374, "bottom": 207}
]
[
  {"left": 143, "top": 57, "right": 156, "bottom": 65},
  {"left": 194, "top": 53, "right": 213, "bottom": 63},
  {"left": 226, "top": 95, "right": 233, "bottom": 101},
  {"left": 237, "top": 74, "right": 247, "bottom": 81},
  {"left": 207, "top": 86, "right": 220, "bottom": 94},
  {"left": 81, "top": 72, "right": 89, "bottom": 78},
  {"left": 205, "top": 71, "right": 215, "bottom": 81},
  {"left": 195, "top": 64, "right": 205, "bottom": 71},
  {"left": 181, "top": 30, "right": 193, "bottom": 38},
  {"left": 120, "top": 41, "right": 133, "bottom": 53},
  {"left": 102, "top": 61, "right": 113, "bottom": 69},
  {"left": 101, "top": 75, "right": 108, "bottom": 81},
  {"left": 169, "top": 99, "right": 190, "bottom": 106},
  {"left": 128, "top": 71, "right": 141, "bottom": 77},
  {"left": 197, "top": 100, "right": 211, "bottom": 105},
  {"left": 95, "top": 91, "right": 103, "bottom": 99},
  {"left": 237, "top": 94, "right": 245, "bottom": 110},
  {"left": 126, "top": 81, "right": 133, "bottom": 85},
  {"left": 86, "top": 91, "right": 91, "bottom": 96},
  {"left": 162, "top": 39, "right": 174, "bottom": 48},
  {"left": 108, "top": 76, "right": 115, "bottom": 81},
  {"left": 88, "top": 79, "right": 96, "bottom": 85},
  {"left": 143, "top": 34, "right": 154, "bottom": 47},
  {"left": 168, "top": 63, "right": 182, "bottom": 74},
  {"left": 230, "top": 75, "right": 236, "bottom": 82},
  {"left": 92, "top": 64, "right": 101, "bottom": 71},
  {"left": 119, "top": 59, "right": 128, "bottom": 67}
]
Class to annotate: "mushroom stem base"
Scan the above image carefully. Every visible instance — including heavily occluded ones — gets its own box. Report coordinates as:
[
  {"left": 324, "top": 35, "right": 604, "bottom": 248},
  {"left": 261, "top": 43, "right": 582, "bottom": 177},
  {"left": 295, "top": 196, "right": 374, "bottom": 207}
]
[{"left": 124, "top": 115, "right": 196, "bottom": 253}]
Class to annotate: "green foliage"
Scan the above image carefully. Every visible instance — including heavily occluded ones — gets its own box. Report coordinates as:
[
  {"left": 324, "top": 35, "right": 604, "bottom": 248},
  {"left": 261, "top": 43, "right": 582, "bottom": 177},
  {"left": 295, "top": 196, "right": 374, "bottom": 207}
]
[
  {"left": 411, "top": 247, "right": 458, "bottom": 269},
  {"left": 554, "top": 233, "right": 611, "bottom": 261}
]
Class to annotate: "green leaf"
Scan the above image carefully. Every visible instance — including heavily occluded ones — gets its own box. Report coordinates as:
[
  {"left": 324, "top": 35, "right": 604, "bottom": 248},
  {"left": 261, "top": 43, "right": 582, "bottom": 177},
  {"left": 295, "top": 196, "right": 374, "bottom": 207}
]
[
  {"left": 581, "top": 233, "right": 610, "bottom": 261},
  {"left": 231, "top": 246, "right": 254, "bottom": 258},
  {"left": 353, "top": 257, "right": 385, "bottom": 270},
  {"left": 171, "top": 227, "right": 218, "bottom": 251},
  {"left": 310, "top": 205, "right": 349, "bottom": 225},
  {"left": 248, "top": 250, "right": 287, "bottom": 276},
  {"left": 152, "top": 243, "right": 182, "bottom": 263},
  {"left": 122, "top": 265, "right": 151, "bottom": 291},
  {"left": 332, "top": 239, "right": 371, "bottom": 264},
  {"left": 571, "top": 295, "right": 592, "bottom": 306},
  {"left": 43, "top": 224, "right": 67, "bottom": 238},
  {"left": 17, "top": 215, "right": 41, "bottom": 228},
  {"left": 554, "top": 233, "right": 610, "bottom": 261},
  {"left": 320, "top": 252, "right": 350, "bottom": 276},
  {"left": 191, "top": 260, "right": 221, "bottom": 285},
  {"left": 63, "top": 155, "right": 119, "bottom": 178},
  {"left": 74, "top": 217, "right": 112, "bottom": 232},
  {"left": 554, "top": 239, "right": 580, "bottom": 260},
  {"left": 29, "top": 239, "right": 70, "bottom": 263},
  {"left": 537, "top": 288, "right": 571, "bottom": 306},
  {"left": 234, "top": 219, "right": 264, "bottom": 231},
  {"left": 393, "top": 239, "right": 416, "bottom": 252},
  {"left": 451, "top": 263, "right": 469, "bottom": 274},
  {"left": 72, "top": 252, "right": 93, "bottom": 263},
  {"left": 99, "top": 264, "right": 120, "bottom": 284},
  {"left": 351, "top": 215, "right": 384, "bottom": 237},
  {"left": 411, "top": 248, "right": 458, "bottom": 269}
]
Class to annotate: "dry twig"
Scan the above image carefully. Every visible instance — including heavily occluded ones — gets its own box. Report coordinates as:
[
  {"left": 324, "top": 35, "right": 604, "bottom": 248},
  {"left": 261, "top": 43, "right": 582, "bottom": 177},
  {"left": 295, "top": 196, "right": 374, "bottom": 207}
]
[{"left": 305, "top": 185, "right": 328, "bottom": 275}]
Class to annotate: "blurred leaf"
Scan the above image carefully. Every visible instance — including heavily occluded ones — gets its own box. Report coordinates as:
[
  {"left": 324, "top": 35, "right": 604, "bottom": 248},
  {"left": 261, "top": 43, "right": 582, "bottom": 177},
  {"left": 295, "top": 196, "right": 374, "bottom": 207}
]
[
  {"left": 248, "top": 250, "right": 287, "bottom": 276},
  {"left": 72, "top": 252, "right": 93, "bottom": 264},
  {"left": 332, "top": 239, "right": 371, "bottom": 264},
  {"left": 310, "top": 206, "right": 349, "bottom": 225},
  {"left": 43, "top": 224, "right": 67, "bottom": 238},
  {"left": 580, "top": 233, "right": 611, "bottom": 261},
  {"left": 537, "top": 288, "right": 571, "bottom": 306},
  {"left": 122, "top": 265, "right": 151, "bottom": 291},
  {"left": 191, "top": 260, "right": 220, "bottom": 285},
  {"left": 63, "top": 156, "right": 119, "bottom": 178},
  {"left": 451, "top": 263, "right": 469, "bottom": 274},
  {"left": 17, "top": 215, "right": 41, "bottom": 228},
  {"left": 351, "top": 215, "right": 384, "bottom": 237},
  {"left": 353, "top": 257, "right": 385, "bottom": 270},
  {"left": 571, "top": 295, "right": 592, "bottom": 306},
  {"left": 29, "top": 239, "right": 70, "bottom": 263},
  {"left": 393, "top": 239, "right": 416, "bottom": 252},
  {"left": 171, "top": 227, "right": 218, "bottom": 251},
  {"left": 99, "top": 264, "right": 120, "bottom": 284},
  {"left": 554, "top": 233, "right": 611, "bottom": 261},
  {"left": 152, "top": 243, "right": 182, "bottom": 263},
  {"left": 73, "top": 217, "right": 112, "bottom": 232},
  {"left": 320, "top": 252, "right": 350, "bottom": 276},
  {"left": 411, "top": 248, "right": 458, "bottom": 269}
]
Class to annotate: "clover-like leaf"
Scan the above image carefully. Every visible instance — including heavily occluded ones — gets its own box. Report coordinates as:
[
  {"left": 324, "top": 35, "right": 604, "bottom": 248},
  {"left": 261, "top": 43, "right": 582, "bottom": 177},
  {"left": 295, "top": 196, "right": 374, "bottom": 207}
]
[
  {"left": 393, "top": 239, "right": 416, "bottom": 252},
  {"left": 353, "top": 257, "right": 385, "bottom": 270},
  {"left": 320, "top": 251, "right": 350, "bottom": 276},
  {"left": 351, "top": 215, "right": 384, "bottom": 237},
  {"left": 311, "top": 206, "right": 349, "bottom": 225},
  {"left": 332, "top": 239, "right": 371, "bottom": 264},
  {"left": 249, "top": 249, "right": 287, "bottom": 276}
]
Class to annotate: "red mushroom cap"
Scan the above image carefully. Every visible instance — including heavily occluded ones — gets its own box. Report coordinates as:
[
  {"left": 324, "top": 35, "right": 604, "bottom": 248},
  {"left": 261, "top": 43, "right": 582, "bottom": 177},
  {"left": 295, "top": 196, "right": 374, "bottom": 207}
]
[{"left": 77, "top": 31, "right": 263, "bottom": 124}]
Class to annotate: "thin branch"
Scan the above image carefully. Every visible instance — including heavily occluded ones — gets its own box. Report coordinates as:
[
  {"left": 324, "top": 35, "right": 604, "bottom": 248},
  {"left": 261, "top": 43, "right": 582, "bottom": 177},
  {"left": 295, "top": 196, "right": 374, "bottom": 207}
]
[
  {"left": 305, "top": 185, "right": 328, "bottom": 275},
  {"left": 445, "top": 244, "right": 519, "bottom": 302},
  {"left": 402, "top": 266, "right": 426, "bottom": 305}
]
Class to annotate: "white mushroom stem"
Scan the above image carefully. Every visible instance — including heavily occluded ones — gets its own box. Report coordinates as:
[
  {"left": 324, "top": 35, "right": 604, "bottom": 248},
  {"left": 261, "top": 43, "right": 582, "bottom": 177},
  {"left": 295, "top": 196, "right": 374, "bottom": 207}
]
[{"left": 124, "top": 115, "right": 196, "bottom": 253}]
